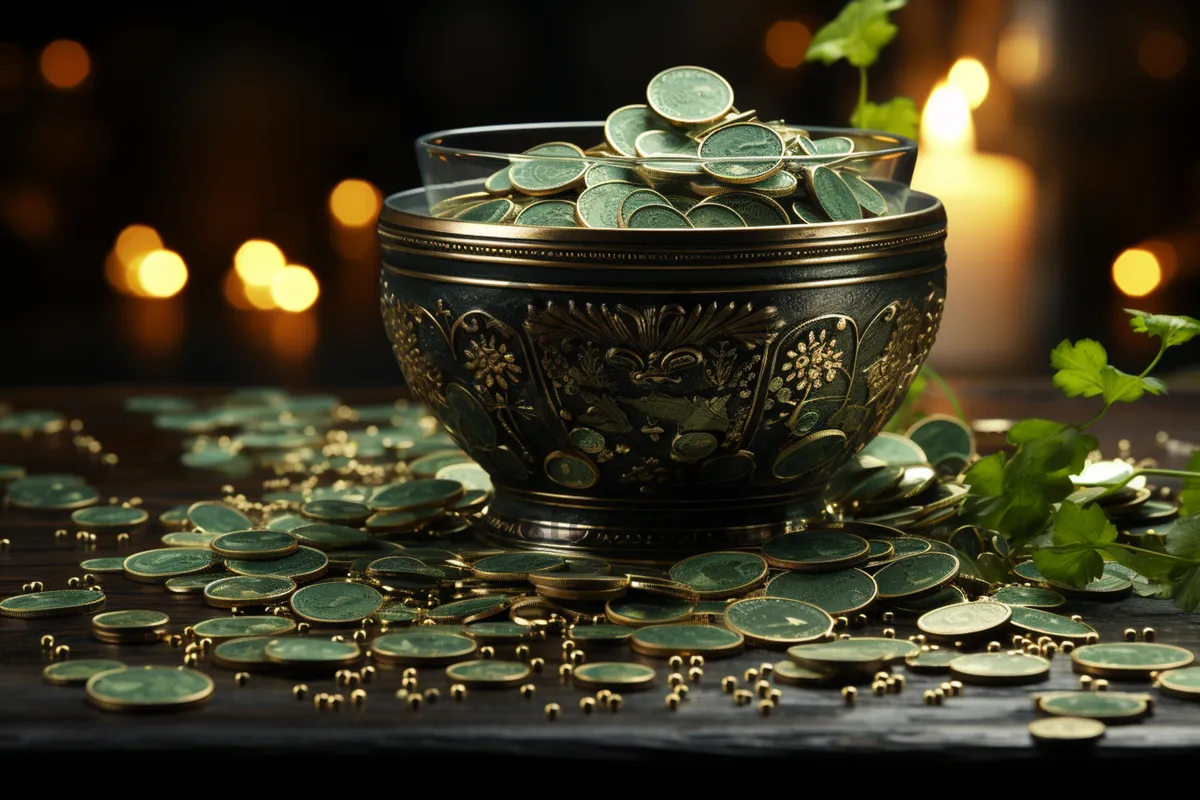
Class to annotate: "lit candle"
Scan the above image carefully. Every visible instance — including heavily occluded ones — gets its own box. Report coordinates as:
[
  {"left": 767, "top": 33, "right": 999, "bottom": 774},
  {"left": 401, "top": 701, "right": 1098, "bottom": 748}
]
[{"left": 913, "top": 80, "right": 1036, "bottom": 372}]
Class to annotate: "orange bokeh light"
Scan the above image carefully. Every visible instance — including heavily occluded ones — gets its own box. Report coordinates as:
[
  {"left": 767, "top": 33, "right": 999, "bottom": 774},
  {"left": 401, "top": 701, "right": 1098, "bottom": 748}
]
[
  {"left": 135, "top": 249, "right": 188, "bottom": 298},
  {"left": 1112, "top": 248, "right": 1162, "bottom": 297},
  {"left": 765, "top": 21, "right": 812, "bottom": 69},
  {"left": 1139, "top": 29, "right": 1187, "bottom": 80},
  {"left": 40, "top": 40, "right": 90, "bottom": 89},
  {"left": 270, "top": 265, "right": 320, "bottom": 313},
  {"left": 329, "top": 179, "right": 382, "bottom": 227},
  {"left": 234, "top": 239, "right": 286, "bottom": 286}
]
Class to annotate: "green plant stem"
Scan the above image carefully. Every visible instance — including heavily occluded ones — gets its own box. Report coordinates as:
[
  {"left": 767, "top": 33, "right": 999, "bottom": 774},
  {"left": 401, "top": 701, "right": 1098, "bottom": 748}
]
[
  {"left": 857, "top": 66, "right": 869, "bottom": 118},
  {"left": 1137, "top": 468, "right": 1200, "bottom": 480},
  {"left": 1139, "top": 343, "right": 1168, "bottom": 379},
  {"left": 920, "top": 366, "right": 966, "bottom": 422},
  {"left": 1078, "top": 343, "right": 1167, "bottom": 431},
  {"left": 1043, "top": 541, "right": 1198, "bottom": 565}
]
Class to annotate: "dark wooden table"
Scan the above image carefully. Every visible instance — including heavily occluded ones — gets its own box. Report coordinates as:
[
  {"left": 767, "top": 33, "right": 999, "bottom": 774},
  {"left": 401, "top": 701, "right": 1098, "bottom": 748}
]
[{"left": 3, "top": 384, "right": 1200, "bottom": 765}]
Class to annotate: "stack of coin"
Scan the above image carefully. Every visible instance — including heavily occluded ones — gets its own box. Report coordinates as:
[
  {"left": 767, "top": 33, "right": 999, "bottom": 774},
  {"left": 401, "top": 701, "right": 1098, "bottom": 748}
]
[{"left": 91, "top": 610, "right": 170, "bottom": 644}]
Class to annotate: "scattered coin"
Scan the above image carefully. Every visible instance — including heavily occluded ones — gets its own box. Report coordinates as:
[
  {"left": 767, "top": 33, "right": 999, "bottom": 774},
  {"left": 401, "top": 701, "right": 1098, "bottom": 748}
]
[
  {"left": 290, "top": 581, "right": 383, "bottom": 625},
  {"left": 211, "top": 637, "right": 279, "bottom": 671},
  {"left": 1005, "top": 605, "right": 1096, "bottom": 640},
  {"left": 86, "top": 666, "right": 214, "bottom": 712},
  {"left": 1028, "top": 716, "right": 1107, "bottom": 744},
  {"left": 371, "top": 630, "right": 477, "bottom": 666},
  {"left": 573, "top": 662, "right": 656, "bottom": 691},
  {"left": 0, "top": 589, "right": 105, "bottom": 619},
  {"left": 723, "top": 597, "right": 833, "bottom": 648},
  {"left": 873, "top": 553, "right": 960, "bottom": 600},
  {"left": 123, "top": 548, "right": 220, "bottom": 584},
  {"left": 630, "top": 624, "right": 744, "bottom": 659},
  {"left": 668, "top": 551, "right": 768, "bottom": 599},
  {"left": 204, "top": 575, "right": 297, "bottom": 609},
  {"left": 948, "top": 652, "right": 1051, "bottom": 686},
  {"left": 187, "top": 501, "right": 253, "bottom": 534},
  {"left": 210, "top": 529, "right": 298, "bottom": 560},
  {"left": 1071, "top": 642, "right": 1194, "bottom": 679},
  {"left": 43, "top": 659, "right": 125, "bottom": 686},
  {"left": 263, "top": 637, "right": 361, "bottom": 669},
  {"left": 445, "top": 659, "right": 531, "bottom": 688},
  {"left": 1035, "top": 691, "right": 1152, "bottom": 723},
  {"left": 70, "top": 506, "right": 149, "bottom": 529},
  {"left": 761, "top": 530, "right": 870, "bottom": 571},
  {"left": 917, "top": 601, "right": 1011, "bottom": 640},
  {"left": 191, "top": 615, "right": 297, "bottom": 641},
  {"left": 765, "top": 569, "right": 878, "bottom": 616}
]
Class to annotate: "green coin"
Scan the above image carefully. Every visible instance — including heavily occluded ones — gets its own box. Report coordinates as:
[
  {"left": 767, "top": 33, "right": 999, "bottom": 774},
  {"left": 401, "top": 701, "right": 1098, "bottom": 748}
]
[
  {"left": 906, "top": 414, "right": 975, "bottom": 465},
  {"left": 211, "top": 529, "right": 298, "bottom": 560},
  {"left": 646, "top": 65, "right": 734, "bottom": 125},
  {"left": 445, "top": 659, "right": 531, "bottom": 688},
  {"left": 1036, "top": 691, "right": 1151, "bottom": 722},
  {"left": 471, "top": 552, "right": 565, "bottom": 580},
  {"left": 842, "top": 172, "right": 888, "bottom": 216},
  {"left": 204, "top": 575, "right": 296, "bottom": 608},
  {"left": 574, "top": 180, "right": 637, "bottom": 228},
  {"left": 685, "top": 202, "right": 747, "bottom": 227},
  {"left": 634, "top": 129, "right": 696, "bottom": 157},
  {"left": 772, "top": 429, "right": 848, "bottom": 479},
  {"left": 377, "top": 603, "right": 420, "bottom": 625},
  {"left": 464, "top": 620, "right": 531, "bottom": 642},
  {"left": 43, "top": 658, "right": 125, "bottom": 686},
  {"left": 568, "top": 624, "right": 635, "bottom": 644},
  {"left": 165, "top": 575, "right": 221, "bottom": 594},
  {"left": 606, "top": 594, "right": 695, "bottom": 626},
  {"left": 800, "top": 136, "right": 854, "bottom": 155},
  {"left": 625, "top": 203, "right": 693, "bottom": 229},
  {"left": 889, "top": 538, "right": 933, "bottom": 557},
  {"left": 211, "top": 636, "right": 279, "bottom": 670},
  {"left": 879, "top": 465, "right": 938, "bottom": 503},
  {"left": 79, "top": 557, "right": 127, "bottom": 574},
  {"left": 371, "top": 629, "right": 477, "bottom": 665},
  {"left": 509, "top": 143, "right": 587, "bottom": 196},
  {"left": 630, "top": 624, "right": 744, "bottom": 659},
  {"left": 6, "top": 477, "right": 99, "bottom": 511},
  {"left": 365, "top": 508, "right": 443, "bottom": 533},
  {"left": 427, "top": 594, "right": 513, "bottom": 624},
  {"left": 772, "top": 659, "right": 837, "bottom": 686},
  {"left": 436, "top": 462, "right": 492, "bottom": 493},
  {"left": 0, "top": 464, "right": 26, "bottom": 481},
  {"left": 452, "top": 489, "right": 492, "bottom": 515},
  {"left": 159, "top": 506, "right": 190, "bottom": 529},
  {"left": 573, "top": 661, "right": 656, "bottom": 690},
  {"left": 92, "top": 609, "right": 168, "bottom": 632},
  {"left": 1154, "top": 666, "right": 1200, "bottom": 700},
  {"left": 917, "top": 601, "right": 1011, "bottom": 639},
  {"left": 765, "top": 569, "right": 878, "bottom": 616},
  {"left": 187, "top": 502, "right": 252, "bottom": 534},
  {"left": 484, "top": 166, "right": 512, "bottom": 194},
  {"left": 289, "top": 581, "right": 383, "bottom": 625},
  {"left": 992, "top": 586, "right": 1066, "bottom": 609},
  {"left": 124, "top": 548, "right": 220, "bottom": 583},
  {"left": 226, "top": 546, "right": 329, "bottom": 583},
  {"left": 262, "top": 514, "right": 309, "bottom": 533},
  {"left": 1006, "top": 606, "right": 1094, "bottom": 639},
  {"left": 1071, "top": 642, "right": 1194, "bottom": 678},
  {"left": 806, "top": 166, "right": 862, "bottom": 222},
  {"left": 86, "top": 666, "right": 214, "bottom": 712},
  {"left": 745, "top": 168, "right": 799, "bottom": 196},
  {"left": 846, "top": 465, "right": 907, "bottom": 503},
  {"left": 70, "top": 505, "right": 148, "bottom": 528},
  {"left": 699, "top": 123, "right": 785, "bottom": 183},
  {"left": 289, "top": 523, "right": 370, "bottom": 551},
  {"left": 867, "top": 540, "right": 894, "bottom": 560},
  {"left": 1055, "top": 564, "right": 1134, "bottom": 601},
  {"left": 604, "top": 104, "right": 669, "bottom": 157},
  {"left": 263, "top": 637, "right": 360, "bottom": 667},
  {"left": 617, "top": 188, "right": 670, "bottom": 225},
  {"left": 124, "top": 395, "right": 195, "bottom": 413},
  {"left": 791, "top": 199, "right": 829, "bottom": 224},
  {"left": 724, "top": 597, "right": 833, "bottom": 648},
  {"left": 788, "top": 637, "right": 920, "bottom": 671},
  {"left": 873, "top": 553, "right": 960, "bottom": 600},
  {"left": 585, "top": 163, "right": 642, "bottom": 187},
  {"left": 367, "top": 479, "right": 463, "bottom": 513},
  {"left": 1028, "top": 716, "right": 1107, "bottom": 743},
  {"left": 543, "top": 450, "right": 599, "bottom": 489},
  {"left": 761, "top": 530, "right": 870, "bottom": 571},
  {"left": 669, "top": 551, "right": 768, "bottom": 599},
  {"left": 861, "top": 432, "right": 928, "bottom": 467},
  {"left": 568, "top": 428, "right": 607, "bottom": 455},
  {"left": 513, "top": 199, "right": 578, "bottom": 227},
  {"left": 191, "top": 615, "right": 297, "bottom": 640},
  {"left": 0, "top": 410, "right": 66, "bottom": 434},
  {"left": 671, "top": 431, "right": 719, "bottom": 461},
  {"left": 411, "top": 450, "right": 472, "bottom": 480},
  {"left": 454, "top": 197, "right": 515, "bottom": 224},
  {"left": 892, "top": 585, "right": 968, "bottom": 617},
  {"left": 904, "top": 648, "right": 959, "bottom": 674},
  {"left": 161, "top": 531, "right": 218, "bottom": 547},
  {"left": 949, "top": 652, "right": 1051, "bottom": 685},
  {"left": 301, "top": 499, "right": 371, "bottom": 524}
]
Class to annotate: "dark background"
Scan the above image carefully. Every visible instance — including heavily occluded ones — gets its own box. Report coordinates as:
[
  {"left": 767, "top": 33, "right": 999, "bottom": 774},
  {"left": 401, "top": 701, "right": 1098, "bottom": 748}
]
[{"left": 1, "top": 0, "right": 1198, "bottom": 389}]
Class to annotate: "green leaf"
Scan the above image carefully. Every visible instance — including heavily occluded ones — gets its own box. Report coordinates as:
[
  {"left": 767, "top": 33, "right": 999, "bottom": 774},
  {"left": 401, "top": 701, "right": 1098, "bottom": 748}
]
[
  {"left": 1033, "top": 547, "right": 1103, "bottom": 588},
  {"left": 1165, "top": 513, "right": 1200, "bottom": 558},
  {"left": 1171, "top": 563, "right": 1200, "bottom": 612},
  {"left": 962, "top": 451, "right": 1005, "bottom": 496},
  {"left": 850, "top": 97, "right": 919, "bottom": 140},
  {"left": 1101, "top": 544, "right": 1175, "bottom": 582},
  {"left": 1181, "top": 451, "right": 1200, "bottom": 516},
  {"left": 1007, "top": 419, "right": 1068, "bottom": 445},
  {"left": 806, "top": 0, "right": 907, "bottom": 68},
  {"left": 1049, "top": 339, "right": 1108, "bottom": 399},
  {"left": 1141, "top": 376, "right": 1168, "bottom": 395},
  {"left": 1098, "top": 365, "right": 1153, "bottom": 405},
  {"left": 1126, "top": 309, "right": 1200, "bottom": 348},
  {"left": 1033, "top": 503, "right": 1115, "bottom": 586},
  {"left": 1052, "top": 502, "right": 1117, "bottom": 549}
]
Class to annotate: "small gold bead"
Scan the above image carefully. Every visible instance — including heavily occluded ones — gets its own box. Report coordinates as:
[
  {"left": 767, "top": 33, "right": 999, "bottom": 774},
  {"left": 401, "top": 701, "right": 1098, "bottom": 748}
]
[
  {"left": 1024, "top": 643, "right": 1041, "bottom": 655},
  {"left": 882, "top": 610, "right": 895, "bottom": 623},
  {"left": 519, "top": 683, "right": 536, "bottom": 699},
  {"left": 116, "top": 532, "right": 129, "bottom": 544},
  {"left": 40, "top": 635, "right": 55, "bottom": 649},
  {"left": 986, "top": 641, "right": 1001, "bottom": 652},
  {"left": 835, "top": 616, "right": 849, "bottom": 629},
  {"left": 885, "top": 677, "right": 898, "bottom": 693},
  {"left": 30, "top": 581, "right": 44, "bottom": 592},
  {"left": 53, "top": 644, "right": 70, "bottom": 660},
  {"left": 758, "top": 662, "right": 773, "bottom": 677},
  {"left": 544, "top": 703, "right": 561, "bottom": 720},
  {"left": 758, "top": 699, "right": 774, "bottom": 716},
  {"left": 183, "top": 653, "right": 198, "bottom": 667},
  {"left": 394, "top": 689, "right": 409, "bottom": 702},
  {"left": 949, "top": 680, "right": 963, "bottom": 696},
  {"left": 234, "top": 672, "right": 250, "bottom": 686},
  {"left": 181, "top": 626, "right": 194, "bottom": 639},
  {"left": 668, "top": 655, "right": 684, "bottom": 669},
  {"left": 755, "top": 679, "right": 772, "bottom": 698},
  {"left": 0, "top": 538, "right": 10, "bottom": 551},
  {"left": 882, "top": 627, "right": 896, "bottom": 639},
  {"left": 349, "top": 688, "right": 366, "bottom": 707},
  {"left": 83, "top": 573, "right": 97, "bottom": 586},
  {"left": 313, "top": 693, "right": 329, "bottom": 710},
  {"left": 688, "top": 666, "right": 703, "bottom": 682},
  {"left": 744, "top": 667, "right": 759, "bottom": 682},
  {"left": 842, "top": 686, "right": 857, "bottom": 704},
  {"left": 923, "top": 690, "right": 937, "bottom": 705},
  {"left": 837, "top": 633, "right": 851, "bottom": 640},
  {"left": 55, "top": 529, "right": 68, "bottom": 540},
  {"left": 67, "top": 576, "right": 81, "bottom": 589},
  {"left": 562, "top": 640, "right": 576, "bottom": 654},
  {"left": 1036, "top": 636, "right": 1053, "bottom": 646},
  {"left": 666, "top": 693, "right": 681, "bottom": 711},
  {"left": 607, "top": 693, "right": 623, "bottom": 712},
  {"left": 939, "top": 681, "right": 954, "bottom": 696},
  {"left": 529, "top": 657, "right": 545, "bottom": 673},
  {"left": 1070, "top": 614, "right": 1083, "bottom": 622},
  {"left": 20, "top": 583, "right": 29, "bottom": 593},
  {"left": 361, "top": 665, "right": 376, "bottom": 683},
  {"left": 296, "top": 622, "right": 310, "bottom": 634},
  {"left": 1124, "top": 628, "right": 1137, "bottom": 642},
  {"left": 668, "top": 672, "right": 684, "bottom": 688},
  {"left": 1084, "top": 632, "right": 1100, "bottom": 645},
  {"left": 402, "top": 668, "right": 418, "bottom": 680},
  {"left": 871, "top": 681, "right": 887, "bottom": 696},
  {"left": 733, "top": 689, "right": 753, "bottom": 706},
  {"left": 559, "top": 664, "right": 574, "bottom": 681},
  {"left": 293, "top": 684, "right": 308, "bottom": 699},
  {"left": 329, "top": 694, "right": 344, "bottom": 710},
  {"left": 675, "top": 683, "right": 689, "bottom": 699},
  {"left": 423, "top": 688, "right": 440, "bottom": 703},
  {"left": 328, "top": 633, "right": 344, "bottom": 642},
  {"left": 855, "top": 613, "right": 868, "bottom": 626},
  {"left": 579, "top": 697, "right": 596, "bottom": 713},
  {"left": 1143, "top": 627, "right": 1156, "bottom": 642},
  {"left": 450, "top": 684, "right": 466, "bottom": 701},
  {"left": 199, "top": 638, "right": 212, "bottom": 653},
  {"left": 873, "top": 671, "right": 889, "bottom": 682},
  {"left": 185, "top": 643, "right": 200, "bottom": 656},
  {"left": 401, "top": 674, "right": 418, "bottom": 691},
  {"left": 407, "top": 693, "right": 422, "bottom": 711},
  {"left": 933, "top": 688, "right": 945, "bottom": 704},
  {"left": 894, "top": 674, "right": 907, "bottom": 691},
  {"left": 1011, "top": 634, "right": 1025, "bottom": 647},
  {"left": 569, "top": 649, "right": 586, "bottom": 665},
  {"left": 352, "top": 629, "right": 368, "bottom": 643},
  {"left": 596, "top": 689, "right": 612, "bottom": 703},
  {"left": 1080, "top": 674, "right": 1096, "bottom": 690},
  {"left": 1060, "top": 640, "right": 1076, "bottom": 654},
  {"left": 721, "top": 676, "right": 737, "bottom": 693},
  {"left": 1041, "top": 643, "right": 1058, "bottom": 658},
  {"left": 1094, "top": 678, "right": 1109, "bottom": 692},
  {"left": 480, "top": 645, "right": 496, "bottom": 660},
  {"left": 689, "top": 655, "right": 705, "bottom": 667},
  {"left": 769, "top": 688, "right": 782, "bottom": 702},
  {"left": 515, "top": 644, "right": 531, "bottom": 660}
]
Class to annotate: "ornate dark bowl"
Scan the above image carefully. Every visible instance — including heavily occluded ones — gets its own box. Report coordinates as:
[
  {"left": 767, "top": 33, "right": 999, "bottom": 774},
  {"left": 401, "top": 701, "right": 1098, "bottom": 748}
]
[{"left": 379, "top": 125, "right": 946, "bottom": 560}]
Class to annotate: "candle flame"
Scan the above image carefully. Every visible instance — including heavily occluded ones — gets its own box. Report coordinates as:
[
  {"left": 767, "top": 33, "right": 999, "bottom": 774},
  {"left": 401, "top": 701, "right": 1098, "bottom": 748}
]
[{"left": 920, "top": 82, "right": 975, "bottom": 155}]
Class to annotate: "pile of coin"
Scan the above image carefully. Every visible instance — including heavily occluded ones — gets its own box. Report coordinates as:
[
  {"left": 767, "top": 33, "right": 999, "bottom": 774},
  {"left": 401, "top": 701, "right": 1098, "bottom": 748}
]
[{"left": 430, "top": 65, "right": 903, "bottom": 229}]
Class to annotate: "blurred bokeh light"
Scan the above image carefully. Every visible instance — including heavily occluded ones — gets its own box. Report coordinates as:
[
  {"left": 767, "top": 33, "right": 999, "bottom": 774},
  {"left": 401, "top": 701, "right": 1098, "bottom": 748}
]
[
  {"left": 1112, "top": 249, "right": 1163, "bottom": 298},
  {"left": 39, "top": 39, "right": 89, "bottom": 89},
  {"left": 270, "top": 265, "right": 319, "bottom": 313},
  {"left": 329, "top": 180, "right": 382, "bottom": 228},
  {"left": 765, "top": 21, "right": 812, "bottom": 69}
]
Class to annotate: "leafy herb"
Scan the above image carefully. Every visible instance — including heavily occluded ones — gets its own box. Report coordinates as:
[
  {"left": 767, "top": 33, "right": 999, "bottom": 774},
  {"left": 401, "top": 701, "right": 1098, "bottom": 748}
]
[
  {"left": 807, "top": 0, "right": 919, "bottom": 140},
  {"left": 965, "top": 309, "right": 1200, "bottom": 609}
]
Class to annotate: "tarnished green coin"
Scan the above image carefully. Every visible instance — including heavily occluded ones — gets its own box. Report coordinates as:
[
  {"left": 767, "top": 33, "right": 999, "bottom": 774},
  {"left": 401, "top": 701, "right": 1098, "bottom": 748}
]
[
  {"left": 164, "top": 575, "right": 220, "bottom": 594},
  {"left": 365, "top": 508, "right": 443, "bottom": 533},
  {"left": 0, "top": 409, "right": 66, "bottom": 434},
  {"left": 1072, "top": 642, "right": 1194, "bottom": 679},
  {"left": 771, "top": 659, "right": 836, "bottom": 686},
  {"left": 158, "top": 506, "right": 191, "bottom": 529},
  {"left": 368, "top": 479, "right": 464, "bottom": 513},
  {"left": 861, "top": 432, "right": 927, "bottom": 467},
  {"left": 949, "top": 652, "right": 1051, "bottom": 685},
  {"left": 509, "top": 143, "right": 587, "bottom": 196},
  {"left": 445, "top": 659, "right": 531, "bottom": 688},
  {"left": 264, "top": 514, "right": 309, "bottom": 532},
  {"left": 630, "top": 624, "right": 744, "bottom": 659},
  {"left": 806, "top": 166, "right": 862, "bottom": 222},
  {"left": 226, "top": 546, "right": 329, "bottom": 583},
  {"left": 371, "top": 629, "right": 477, "bottom": 665},
  {"left": 604, "top": 104, "right": 670, "bottom": 157},
  {"left": 187, "top": 501, "right": 252, "bottom": 534},
  {"left": 211, "top": 529, "right": 298, "bottom": 560},
  {"left": 1036, "top": 691, "right": 1151, "bottom": 722},
  {"left": 626, "top": 203, "right": 693, "bottom": 228},
  {"left": 765, "top": 569, "right": 877, "bottom": 616},
  {"left": 514, "top": 199, "right": 579, "bottom": 227},
  {"left": 1154, "top": 666, "right": 1200, "bottom": 700},
  {"left": 917, "top": 601, "right": 1011, "bottom": 639},
  {"left": 483, "top": 165, "right": 512, "bottom": 194},
  {"left": 724, "top": 597, "right": 833, "bottom": 648},
  {"left": 86, "top": 666, "right": 214, "bottom": 712},
  {"left": 618, "top": 188, "right": 670, "bottom": 225},
  {"left": 471, "top": 552, "right": 565, "bottom": 581},
  {"left": 436, "top": 462, "right": 491, "bottom": 493},
  {"left": 574, "top": 180, "right": 638, "bottom": 228},
  {"left": 290, "top": 581, "right": 383, "bottom": 625},
  {"left": 451, "top": 489, "right": 492, "bottom": 515},
  {"left": 669, "top": 551, "right": 768, "bottom": 599},
  {"left": 124, "top": 548, "right": 220, "bottom": 583},
  {"left": 43, "top": 658, "right": 125, "bottom": 686},
  {"left": 211, "top": 636, "right": 278, "bottom": 670},
  {"left": 699, "top": 123, "right": 785, "bottom": 183},
  {"left": 992, "top": 586, "right": 1066, "bottom": 609},
  {"left": 427, "top": 594, "right": 513, "bottom": 624},
  {"left": 585, "top": 162, "right": 643, "bottom": 187},
  {"left": 454, "top": 197, "right": 516, "bottom": 223},
  {"left": 263, "top": 637, "right": 360, "bottom": 668},
  {"left": 191, "top": 615, "right": 297, "bottom": 641},
  {"left": 646, "top": 65, "right": 734, "bottom": 125},
  {"left": 635, "top": 128, "right": 696, "bottom": 157},
  {"left": 788, "top": 638, "right": 920, "bottom": 671},
  {"left": 1055, "top": 565, "right": 1135, "bottom": 601},
  {"left": 70, "top": 505, "right": 148, "bottom": 528},
  {"left": 568, "top": 624, "right": 635, "bottom": 644},
  {"left": 377, "top": 603, "right": 420, "bottom": 625},
  {"left": 410, "top": 450, "right": 472, "bottom": 479},
  {"left": 573, "top": 662, "right": 656, "bottom": 690},
  {"left": 606, "top": 594, "right": 695, "bottom": 627},
  {"left": 906, "top": 414, "right": 975, "bottom": 466},
  {"left": 79, "top": 557, "right": 127, "bottom": 573},
  {"left": 301, "top": 499, "right": 371, "bottom": 524},
  {"left": 204, "top": 575, "right": 296, "bottom": 608},
  {"left": 161, "top": 531, "right": 218, "bottom": 548},
  {"left": 685, "top": 202, "right": 746, "bottom": 227},
  {"left": 892, "top": 585, "right": 967, "bottom": 617},
  {"left": 700, "top": 192, "right": 789, "bottom": 227},
  {"left": 289, "top": 523, "right": 370, "bottom": 551},
  {"left": 1029, "top": 716, "right": 1108, "bottom": 744},
  {"left": 904, "top": 648, "right": 959, "bottom": 674},
  {"left": 464, "top": 620, "right": 531, "bottom": 642},
  {"left": 873, "top": 553, "right": 960, "bottom": 600},
  {"left": 92, "top": 609, "right": 168, "bottom": 632},
  {"left": 1006, "top": 606, "right": 1095, "bottom": 639},
  {"left": 842, "top": 172, "right": 888, "bottom": 216},
  {"left": 761, "top": 530, "right": 870, "bottom": 571},
  {"left": 6, "top": 477, "right": 99, "bottom": 510},
  {"left": 792, "top": 199, "right": 828, "bottom": 224},
  {"left": 889, "top": 538, "right": 933, "bottom": 557},
  {"left": 0, "top": 463, "right": 26, "bottom": 481},
  {"left": 867, "top": 539, "right": 894, "bottom": 561}
]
